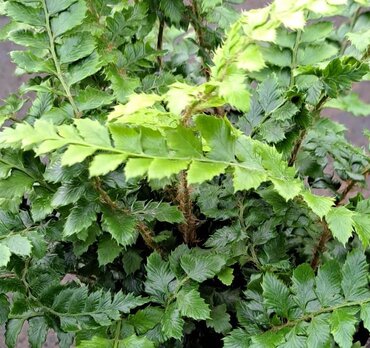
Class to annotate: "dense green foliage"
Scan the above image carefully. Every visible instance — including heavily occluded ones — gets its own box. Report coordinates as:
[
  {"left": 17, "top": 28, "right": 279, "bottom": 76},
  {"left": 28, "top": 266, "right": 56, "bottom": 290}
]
[{"left": 0, "top": 0, "right": 370, "bottom": 346}]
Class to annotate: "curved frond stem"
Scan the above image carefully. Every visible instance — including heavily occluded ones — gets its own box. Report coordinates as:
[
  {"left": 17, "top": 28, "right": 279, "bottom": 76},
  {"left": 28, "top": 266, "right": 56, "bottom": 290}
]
[{"left": 41, "top": 0, "right": 81, "bottom": 118}]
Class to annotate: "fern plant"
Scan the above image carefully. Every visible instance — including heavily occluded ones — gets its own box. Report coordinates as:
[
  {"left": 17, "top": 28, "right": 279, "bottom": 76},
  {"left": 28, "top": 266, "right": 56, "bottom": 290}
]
[{"left": 0, "top": 0, "right": 370, "bottom": 347}]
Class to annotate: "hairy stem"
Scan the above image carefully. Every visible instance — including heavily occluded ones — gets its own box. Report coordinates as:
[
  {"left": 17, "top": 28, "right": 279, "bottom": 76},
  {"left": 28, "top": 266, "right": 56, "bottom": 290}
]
[
  {"left": 177, "top": 171, "right": 198, "bottom": 244},
  {"left": 290, "top": 30, "right": 302, "bottom": 87},
  {"left": 42, "top": 0, "right": 81, "bottom": 118},
  {"left": 157, "top": 17, "right": 165, "bottom": 69},
  {"left": 337, "top": 166, "right": 370, "bottom": 206},
  {"left": 311, "top": 165, "right": 370, "bottom": 269},
  {"left": 340, "top": 6, "right": 362, "bottom": 55},
  {"left": 288, "top": 95, "right": 328, "bottom": 167},
  {"left": 93, "top": 178, "right": 162, "bottom": 253},
  {"left": 310, "top": 219, "right": 332, "bottom": 270}
]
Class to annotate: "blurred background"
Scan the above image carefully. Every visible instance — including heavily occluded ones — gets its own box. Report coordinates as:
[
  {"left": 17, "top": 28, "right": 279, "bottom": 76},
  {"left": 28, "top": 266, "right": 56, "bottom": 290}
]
[{"left": 0, "top": 0, "right": 369, "bottom": 347}]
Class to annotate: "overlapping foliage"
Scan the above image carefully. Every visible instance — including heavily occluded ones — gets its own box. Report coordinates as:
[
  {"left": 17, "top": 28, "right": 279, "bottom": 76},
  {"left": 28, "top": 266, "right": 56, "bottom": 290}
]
[{"left": 0, "top": 0, "right": 370, "bottom": 347}]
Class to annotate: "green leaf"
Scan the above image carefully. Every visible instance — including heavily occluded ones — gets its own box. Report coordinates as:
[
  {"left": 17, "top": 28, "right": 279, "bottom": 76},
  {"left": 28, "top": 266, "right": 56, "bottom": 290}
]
[
  {"left": 206, "top": 304, "right": 232, "bottom": 334},
  {"left": 5, "top": 319, "right": 25, "bottom": 348},
  {"left": 297, "top": 43, "right": 338, "bottom": 65},
  {"left": 8, "top": 30, "right": 49, "bottom": 50},
  {"left": 109, "top": 124, "right": 141, "bottom": 153},
  {"left": 143, "top": 202, "right": 184, "bottom": 223},
  {"left": 233, "top": 166, "right": 267, "bottom": 191},
  {"left": 316, "top": 260, "right": 342, "bottom": 307},
  {"left": 125, "top": 158, "right": 152, "bottom": 179},
  {"left": 31, "top": 188, "right": 53, "bottom": 221},
  {"left": 341, "top": 250, "right": 369, "bottom": 301},
  {"left": 301, "top": 22, "right": 334, "bottom": 43},
  {"left": 159, "top": 0, "right": 185, "bottom": 24},
  {"left": 66, "top": 51, "right": 102, "bottom": 86},
  {"left": 326, "top": 93, "right": 370, "bottom": 117},
  {"left": 74, "top": 87, "right": 113, "bottom": 112},
  {"left": 291, "top": 264, "right": 316, "bottom": 311},
  {"left": 217, "top": 267, "right": 234, "bottom": 286},
  {"left": 352, "top": 212, "right": 370, "bottom": 248},
  {"left": 261, "top": 45, "right": 292, "bottom": 68},
  {"left": 278, "top": 329, "right": 307, "bottom": 348},
  {"left": 112, "top": 292, "right": 149, "bottom": 314},
  {"left": 346, "top": 29, "right": 370, "bottom": 52},
  {"left": 63, "top": 200, "right": 98, "bottom": 237},
  {"left": 307, "top": 57, "right": 370, "bottom": 98},
  {"left": 360, "top": 302, "right": 370, "bottom": 331},
  {"left": 259, "top": 120, "right": 286, "bottom": 143},
  {"left": 201, "top": 0, "right": 223, "bottom": 11},
  {"left": 238, "top": 44, "right": 265, "bottom": 72},
  {"left": 58, "top": 32, "right": 95, "bottom": 65},
  {"left": 61, "top": 145, "right": 96, "bottom": 166},
  {"left": 166, "top": 126, "right": 203, "bottom": 158},
  {"left": 162, "top": 303, "right": 184, "bottom": 340},
  {"left": 77, "top": 337, "right": 113, "bottom": 348},
  {"left": 128, "top": 307, "right": 163, "bottom": 334},
  {"left": 301, "top": 191, "right": 333, "bottom": 218},
  {"left": 5, "top": 235, "right": 32, "bottom": 256},
  {"left": 122, "top": 249, "right": 143, "bottom": 275},
  {"left": 78, "top": 335, "right": 154, "bottom": 348},
  {"left": 51, "top": 181, "right": 86, "bottom": 207},
  {"left": 105, "top": 67, "right": 140, "bottom": 103},
  {"left": 0, "top": 244, "right": 11, "bottom": 267},
  {"left": 74, "top": 119, "right": 111, "bottom": 147},
  {"left": 272, "top": 101, "right": 299, "bottom": 121},
  {"left": 326, "top": 207, "right": 354, "bottom": 245},
  {"left": 262, "top": 273, "right": 292, "bottom": 318},
  {"left": 147, "top": 159, "right": 188, "bottom": 180},
  {"left": 5, "top": 2, "right": 44, "bottom": 26},
  {"left": 0, "top": 171, "right": 34, "bottom": 199},
  {"left": 102, "top": 208, "right": 138, "bottom": 247},
  {"left": 307, "top": 314, "right": 331, "bottom": 348},
  {"left": 188, "top": 161, "right": 227, "bottom": 184},
  {"left": 46, "top": 0, "right": 77, "bottom": 15},
  {"left": 97, "top": 236, "right": 122, "bottom": 266},
  {"left": 145, "top": 253, "right": 176, "bottom": 303},
  {"left": 330, "top": 307, "right": 358, "bottom": 348},
  {"left": 89, "top": 154, "right": 127, "bottom": 177},
  {"left": 270, "top": 177, "right": 302, "bottom": 201},
  {"left": 180, "top": 253, "right": 226, "bottom": 282},
  {"left": 0, "top": 294, "right": 9, "bottom": 325},
  {"left": 121, "top": 335, "right": 155, "bottom": 348},
  {"left": 224, "top": 329, "right": 250, "bottom": 348},
  {"left": 51, "top": 0, "right": 87, "bottom": 37},
  {"left": 218, "top": 74, "right": 250, "bottom": 112},
  {"left": 176, "top": 288, "right": 211, "bottom": 320},
  {"left": 28, "top": 317, "right": 48, "bottom": 348},
  {"left": 257, "top": 77, "right": 284, "bottom": 114},
  {"left": 250, "top": 330, "right": 286, "bottom": 348}
]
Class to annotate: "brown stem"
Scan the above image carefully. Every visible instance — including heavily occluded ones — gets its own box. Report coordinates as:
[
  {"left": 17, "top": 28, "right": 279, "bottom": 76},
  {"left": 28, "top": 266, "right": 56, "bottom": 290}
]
[
  {"left": 137, "top": 222, "right": 163, "bottom": 254},
  {"left": 337, "top": 166, "right": 370, "bottom": 205},
  {"left": 190, "top": 0, "right": 210, "bottom": 79},
  {"left": 340, "top": 7, "right": 362, "bottom": 55},
  {"left": 288, "top": 129, "right": 306, "bottom": 167},
  {"left": 157, "top": 17, "right": 165, "bottom": 69},
  {"left": 310, "top": 219, "right": 332, "bottom": 270},
  {"left": 177, "top": 171, "right": 198, "bottom": 244},
  {"left": 288, "top": 96, "right": 328, "bottom": 167},
  {"left": 93, "top": 178, "right": 161, "bottom": 253},
  {"left": 310, "top": 167, "right": 370, "bottom": 269}
]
